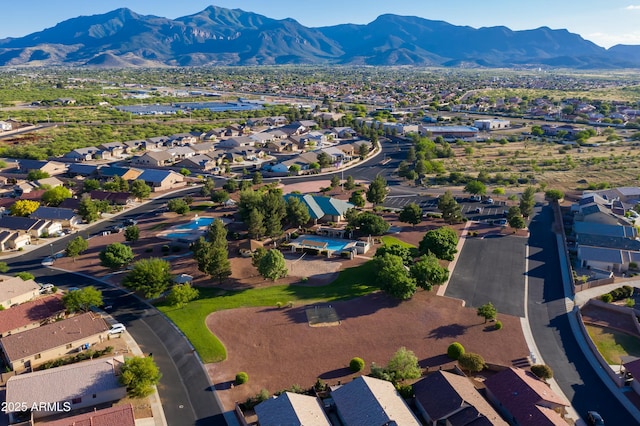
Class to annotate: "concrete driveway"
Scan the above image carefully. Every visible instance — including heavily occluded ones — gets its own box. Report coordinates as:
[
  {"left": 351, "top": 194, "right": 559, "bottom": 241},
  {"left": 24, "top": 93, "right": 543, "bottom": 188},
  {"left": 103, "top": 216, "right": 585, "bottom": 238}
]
[{"left": 445, "top": 233, "right": 527, "bottom": 317}]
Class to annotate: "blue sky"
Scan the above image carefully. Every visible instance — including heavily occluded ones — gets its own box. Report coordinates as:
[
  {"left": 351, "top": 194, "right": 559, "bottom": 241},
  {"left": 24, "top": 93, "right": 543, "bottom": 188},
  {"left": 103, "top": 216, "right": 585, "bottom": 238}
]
[{"left": 3, "top": 1, "right": 640, "bottom": 48}]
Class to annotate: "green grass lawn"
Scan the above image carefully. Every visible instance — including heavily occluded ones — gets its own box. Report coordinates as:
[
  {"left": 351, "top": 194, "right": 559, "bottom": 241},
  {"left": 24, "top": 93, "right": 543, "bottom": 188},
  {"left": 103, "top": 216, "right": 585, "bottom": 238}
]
[
  {"left": 381, "top": 235, "right": 416, "bottom": 248},
  {"left": 157, "top": 261, "right": 378, "bottom": 363},
  {"left": 190, "top": 204, "right": 213, "bottom": 212},
  {"left": 586, "top": 324, "right": 640, "bottom": 364}
]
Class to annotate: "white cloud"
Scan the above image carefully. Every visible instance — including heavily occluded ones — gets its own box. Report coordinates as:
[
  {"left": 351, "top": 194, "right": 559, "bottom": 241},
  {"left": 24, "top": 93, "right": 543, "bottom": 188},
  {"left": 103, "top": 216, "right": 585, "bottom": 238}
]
[
  {"left": 586, "top": 31, "right": 640, "bottom": 48},
  {"left": 624, "top": 5, "right": 640, "bottom": 10}
]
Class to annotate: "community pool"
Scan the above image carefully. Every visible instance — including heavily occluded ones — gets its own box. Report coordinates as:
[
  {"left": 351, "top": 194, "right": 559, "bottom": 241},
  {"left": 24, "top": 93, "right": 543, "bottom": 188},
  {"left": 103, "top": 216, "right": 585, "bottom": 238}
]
[{"left": 292, "top": 235, "right": 351, "bottom": 252}]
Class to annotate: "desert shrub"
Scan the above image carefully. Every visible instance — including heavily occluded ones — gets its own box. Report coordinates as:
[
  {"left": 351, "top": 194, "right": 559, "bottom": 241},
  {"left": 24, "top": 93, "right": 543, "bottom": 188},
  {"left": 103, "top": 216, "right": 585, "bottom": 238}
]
[
  {"left": 494, "top": 320, "right": 503, "bottom": 330},
  {"left": 235, "top": 372, "right": 249, "bottom": 385},
  {"left": 600, "top": 293, "right": 613, "bottom": 303},
  {"left": 626, "top": 298, "right": 636, "bottom": 308},
  {"left": 350, "top": 357, "right": 365, "bottom": 372},
  {"left": 395, "top": 383, "right": 414, "bottom": 399},
  {"left": 531, "top": 364, "right": 554, "bottom": 380},
  {"left": 447, "top": 342, "right": 465, "bottom": 360}
]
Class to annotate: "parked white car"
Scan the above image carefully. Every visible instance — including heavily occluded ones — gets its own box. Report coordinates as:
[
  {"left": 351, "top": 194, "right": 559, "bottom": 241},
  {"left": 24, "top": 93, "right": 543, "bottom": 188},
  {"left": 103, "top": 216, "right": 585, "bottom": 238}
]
[
  {"left": 108, "top": 323, "right": 126, "bottom": 335},
  {"left": 39, "top": 283, "right": 55, "bottom": 294}
]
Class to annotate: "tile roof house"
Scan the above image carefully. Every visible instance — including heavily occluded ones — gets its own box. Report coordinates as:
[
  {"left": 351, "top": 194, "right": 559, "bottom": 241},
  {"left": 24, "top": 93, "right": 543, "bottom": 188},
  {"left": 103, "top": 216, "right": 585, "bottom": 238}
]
[
  {"left": 175, "top": 154, "right": 219, "bottom": 171},
  {"left": 331, "top": 375, "right": 420, "bottom": 426},
  {"left": 64, "top": 146, "right": 106, "bottom": 162},
  {"left": 98, "top": 165, "right": 143, "bottom": 181},
  {"left": 14, "top": 159, "right": 67, "bottom": 175},
  {"left": 39, "top": 403, "right": 135, "bottom": 426},
  {"left": 573, "top": 221, "right": 637, "bottom": 239},
  {"left": 0, "top": 274, "right": 41, "bottom": 309},
  {"left": 66, "top": 163, "right": 99, "bottom": 177},
  {"left": 5, "top": 355, "right": 127, "bottom": 423},
  {"left": 30, "top": 206, "right": 81, "bottom": 228},
  {"left": 254, "top": 392, "right": 331, "bottom": 426},
  {"left": 0, "top": 229, "right": 32, "bottom": 251},
  {"left": 284, "top": 194, "right": 354, "bottom": 223},
  {"left": 137, "top": 169, "right": 186, "bottom": 192},
  {"left": 132, "top": 150, "right": 174, "bottom": 167},
  {"left": 484, "top": 367, "right": 569, "bottom": 426},
  {"left": 0, "top": 294, "right": 65, "bottom": 337},
  {"left": 576, "top": 245, "right": 640, "bottom": 274},
  {"left": 0, "top": 312, "right": 110, "bottom": 372},
  {"left": 89, "top": 190, "right": 135, "bottom": 205},
  {"left": 413, "top": 371, "right": 508, "bottom": 426}
]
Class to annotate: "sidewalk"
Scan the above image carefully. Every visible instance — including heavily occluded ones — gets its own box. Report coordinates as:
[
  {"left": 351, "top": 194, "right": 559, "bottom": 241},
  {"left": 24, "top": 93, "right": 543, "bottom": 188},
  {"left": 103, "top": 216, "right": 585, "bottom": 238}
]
[{"left": 111, "top": 319, "right": 168, "bottom": 426}]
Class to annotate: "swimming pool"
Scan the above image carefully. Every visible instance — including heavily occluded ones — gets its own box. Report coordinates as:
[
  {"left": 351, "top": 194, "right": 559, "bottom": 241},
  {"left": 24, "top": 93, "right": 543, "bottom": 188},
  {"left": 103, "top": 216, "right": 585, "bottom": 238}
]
[
  {"left": 162, "top": 217, "right": 215, "bottom": 240},
  {"left": 292, "top": 235, "right": 351, "bottom": 252}
]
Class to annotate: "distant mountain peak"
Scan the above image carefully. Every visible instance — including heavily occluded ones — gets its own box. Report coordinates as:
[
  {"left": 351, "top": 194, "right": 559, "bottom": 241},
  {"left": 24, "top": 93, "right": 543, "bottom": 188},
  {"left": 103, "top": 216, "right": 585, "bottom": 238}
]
[{"left": 0, "top": 6, "right": 635, "bottom": 68}]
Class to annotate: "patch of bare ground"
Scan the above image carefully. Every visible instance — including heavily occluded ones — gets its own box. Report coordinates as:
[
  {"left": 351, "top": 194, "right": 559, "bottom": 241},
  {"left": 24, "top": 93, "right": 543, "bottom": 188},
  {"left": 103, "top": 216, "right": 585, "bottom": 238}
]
[{"left": 206, "top": 290, "right": 528, "bottom": 411}]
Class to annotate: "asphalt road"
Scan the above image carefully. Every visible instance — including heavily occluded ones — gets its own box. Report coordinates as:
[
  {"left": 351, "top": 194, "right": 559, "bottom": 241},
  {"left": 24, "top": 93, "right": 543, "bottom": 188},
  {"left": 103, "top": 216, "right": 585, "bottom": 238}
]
[
  {"left": 445, "top": 234, "right": 527, "bottom": 317},
  {"left": 527, "top": 205, "right": 636, "bottom": 425},
  {"left": 4, "top": 187, "right": 227, "bottom": 426}
]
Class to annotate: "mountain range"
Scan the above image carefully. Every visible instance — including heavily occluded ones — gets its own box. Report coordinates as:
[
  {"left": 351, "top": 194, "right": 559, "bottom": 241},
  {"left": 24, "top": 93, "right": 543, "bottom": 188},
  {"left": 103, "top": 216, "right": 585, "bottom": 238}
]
[{"left": 0, "top": 6, "right": 638, "bottom": 68}]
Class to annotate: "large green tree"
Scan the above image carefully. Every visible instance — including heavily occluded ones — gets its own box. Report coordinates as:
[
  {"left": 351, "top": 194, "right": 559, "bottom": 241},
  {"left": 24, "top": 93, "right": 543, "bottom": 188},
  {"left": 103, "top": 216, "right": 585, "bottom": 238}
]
[
  {"left": 247, "top": 208, "right": 266, "bottom": 240},
  {"left": 286, "top": 196, "right": 311, "bottom": 228},
  {"left": 206, "top": 219, "right": 228, "bottom": 250},
  {"left": 437, "top": 191, "right": 463, "bottom": 224},
  {"left": 78, "top": 197, "right": 99, "bottom": 223},
  {"left": 65, "top": 235, "right": 89, "bottom": 260},
  {"left": 458, "top": 353, "right": 485, "bottom": 373},
  {"left": 257, "top": 249, "right": 288, "bottom": 281},
  {"left": 386, "top": 347, "right": 422, "bottom": 381},
  {"left": 366, "top": 175, "right": 388, "bottom": 205},
  {"left": 410, "top": 254, "right": 449, "bottom": 291},
  {"left": 373, "top": 253, "right": 416, "bottom": 300},
  {"left": 419, "top": 227, "right": 459, "bottom": 261},
  {"left": 352, "top": 211, "right": 390, "bottom": 236},
  {"left": 42, "top": 186, "right": 72, "bottom": 206},
  {"left": 477, "top": 302, "right": 497, "bottom": 323},
  {"left": 122, "top": 258, "right": 173, "bottom": 299},
  {"left": 464, "top": 180, "right": 487, "bottom": 196},
  {"left": 519, "top": 186, "right": 536, "bottom": 218},
  {"left": 398, "top": 202, "right": 422, "bottom": 227},
  {"left": 62, "top": 286, "right": 103, "bottom": 313},
  {"left": 124, "top": 225, "right": 140, "bottom": 244},
  {"left": 131, "top": 179, "right": 151, "bottom": 200},
  {"left": 166, "top": 283, "right": 199, "bottom": 308},
  {"left": 191, "top": 237, "right": 231, "bottom": 283},
  {"left": 119, "top": 356, "right": 162, "bottom": 398},
  {"left": 99, "top": 243, "right": 134, "bottom": 269}
]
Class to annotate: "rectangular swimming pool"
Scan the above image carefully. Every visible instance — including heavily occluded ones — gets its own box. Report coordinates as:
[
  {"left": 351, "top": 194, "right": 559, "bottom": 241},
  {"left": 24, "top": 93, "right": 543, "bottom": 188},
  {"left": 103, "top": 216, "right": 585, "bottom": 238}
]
[{"left": 292, "top": 235, "right": 351, "bottom": 252}]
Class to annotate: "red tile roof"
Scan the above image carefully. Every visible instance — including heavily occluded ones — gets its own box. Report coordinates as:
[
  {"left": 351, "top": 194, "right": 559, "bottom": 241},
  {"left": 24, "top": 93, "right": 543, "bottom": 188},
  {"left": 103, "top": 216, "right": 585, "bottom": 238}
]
[
  {"left": 38, "top": 404, "right": 135, "bottom": 426},
  {"left": 0, "top": 294, "right": 64, "bottom": 335}
]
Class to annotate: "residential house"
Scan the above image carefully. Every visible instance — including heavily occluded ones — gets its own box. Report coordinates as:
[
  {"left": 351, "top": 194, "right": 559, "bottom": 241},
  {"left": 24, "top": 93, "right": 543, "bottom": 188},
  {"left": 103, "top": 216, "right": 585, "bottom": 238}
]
[
  {"left": 333, "top": 127, "right": 356, "bottom": 138},
  {"left": 540, "top": 124, "right": 587, "bottom": 138},
  {"left": 0, "top": 312, "right": 110, "bottom": 372},
  {"left": 270, "top": 162, "right": 292, "bottom": 174},
  {"left": 0, "top": 274, "right": 41, "bottom": 309},
  {"left": 484, "top": 367, "right": 569, "bottom": 426},
  {"left": 0, "top": 230, "right": 31, "bottom": 251},
  {"left": 331, "top": 375, "right": 421, "bottom": 426},
  {"left": 250, "top": 131, "right": 276, "bottom": 146},
  {"left": 123, "top": 139, "right": 146, "bottom": 151},
  {"left": 4, "top": 356, "right": 127, "bottom": 423},
  {"left": 13, "top": 182, "right": 43, "bottom": 196},
  {"left": 99, "top": 141, "right": 128, "bottom": 157},
  {"left": 284, "top": 194, "right": 354, "bottom": 223},
  {"left": 265, "top": 139, "right": 298, "bottom": 153},
  {"left": 36, "top": 176, "right": 65, "bottom": 188},
  {"left": 623, "top": 358, "right": 640, "bottom": 397},
  {"left": 137, "top": 169, "right": 186, "bottom": 192},
  {"left": 144, "top": 136, "right": 171, "bottom": 150},
  {"left": 254, "top": 392, "right": 331, "bottom": 426},
  {"left": 89, "top": 190, "right": 136, "bottom": 205},
  {"left": 175, "top": 154, "right": 218, "bottom": 172},
  {"left": 0, "top": 294, "right": 65, "bottom": 337},
  {"left": 278, "top": 123, "right": 308, "bottom": 136},
  {"left": 474, "top": 119, "right": 511, "bottom": 130},
  {"left": 576, "top": 245, "right": 640, "bottom": 274},
  {"left": 217, "top": 136, "right": 255, "bottom": 149},
  {"left": 574, "top": 202, "right": 625, "bottom": 226},
  {"left": 14, "top": 159, "right": 67, "bottom": 176},
  {"left": 39, "top": 404, "right": 136, "bottom": 426},
  {"left": 0, "top": 216, "right": 51, "bottom": 237},
  {"left": 573, "top": 221, "right": 637, "bottom": 240},
  {"left": 170, "top": 133, "right": 198, "bottom": 146},
  {"left": 269, "top": 129, "right": 289, "bottom": 140},
  {"left": 413, "top": 371, "right": 508, "bottom": 426},
  {"left": 420, "top": 125, "right": 479, "bottom": 139},
  {"left": 266, "top": 115, "right": 288, "bottom": 126},
  {"left": 66, "top": 163, "right": 99, "bottom": 178},
  {"left": 30, "top": 206, "right": 80, "bottom": 228},
  {"left": 190, "top": 142, "right": 217, "bottom": 154},
  {"left": 98, "top": 165, "right": 143, "bottom": 181},
  {"left": 166, "top": 145, "right": 196, "bottom": 160},
  {"left": 322, "top": 146, "right": 351, "bottom": 165},
  {"left": 132, "top": 151, "right": 174, "bottom": 167},
  {"left": 64, "top": 146, "right": 107, "bottom": 162}
]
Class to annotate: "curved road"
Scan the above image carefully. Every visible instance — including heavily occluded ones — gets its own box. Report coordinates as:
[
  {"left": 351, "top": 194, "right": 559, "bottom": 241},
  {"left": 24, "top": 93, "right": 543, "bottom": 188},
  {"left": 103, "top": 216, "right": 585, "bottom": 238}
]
[
  {"left": 527, "top": 205, "right": 635, "bottom": 424},
  {"left": 5, "top": 189, "right": 227, "bottom": 426}
]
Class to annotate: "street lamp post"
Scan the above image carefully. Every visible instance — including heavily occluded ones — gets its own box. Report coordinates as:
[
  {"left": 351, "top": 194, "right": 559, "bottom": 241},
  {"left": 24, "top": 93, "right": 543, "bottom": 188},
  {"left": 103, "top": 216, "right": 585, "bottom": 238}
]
[{"left": 50, "top": 243, "right": 53, "bottom": 258}]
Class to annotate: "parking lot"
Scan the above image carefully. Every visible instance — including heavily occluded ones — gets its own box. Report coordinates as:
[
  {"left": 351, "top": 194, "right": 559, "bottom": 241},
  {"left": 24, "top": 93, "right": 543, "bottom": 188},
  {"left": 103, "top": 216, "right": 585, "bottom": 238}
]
[
  {"left": 384, "top": 195, "right": 509, "bottom": 223},
  {"left": 445, "top": 234, "right": 527, "bottom": 318}
]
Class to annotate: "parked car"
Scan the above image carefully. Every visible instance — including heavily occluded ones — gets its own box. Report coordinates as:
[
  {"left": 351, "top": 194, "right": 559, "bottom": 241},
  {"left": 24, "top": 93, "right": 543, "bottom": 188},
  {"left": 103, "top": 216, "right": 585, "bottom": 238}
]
[
  {"left": 483, "top": 198, "right": 494, "bottom": 204},
  {"left": 586, "top": 411, "right": 604, "bottom": 426},
  {"left": 123, "top": 218, "right": 138, "bottom": 227},
  {"left": 473, "top": 207, "right": 483, "bottom": 214},
  {"left": 39, "top": 283, "right": 55, "bottom": 294},
  {"left": 469, "top": 195, "right": 482, "bottom": 202},
  {"left": 108, "top": 323, "right": 126, "bottom": 335},
  {"left": 41, "top": 257, "right": 55, "bottom": 266}
]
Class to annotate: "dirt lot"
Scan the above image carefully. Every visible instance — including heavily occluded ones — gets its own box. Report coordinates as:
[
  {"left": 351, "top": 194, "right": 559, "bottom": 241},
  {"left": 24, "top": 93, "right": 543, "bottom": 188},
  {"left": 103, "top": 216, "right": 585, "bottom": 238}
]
[{"left": 206, "top": 289, "right": 528, "bottom": 410}]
